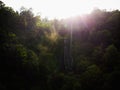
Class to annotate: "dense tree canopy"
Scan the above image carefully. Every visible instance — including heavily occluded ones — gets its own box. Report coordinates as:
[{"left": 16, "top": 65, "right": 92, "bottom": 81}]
[{"left": 0, "top": 1, "right": 120, "bottom": 90}]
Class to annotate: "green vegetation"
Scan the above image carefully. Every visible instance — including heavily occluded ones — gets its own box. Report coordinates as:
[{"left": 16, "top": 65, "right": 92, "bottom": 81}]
[{"left": 0, "top": 1, "right": 120, "bottom": 90}]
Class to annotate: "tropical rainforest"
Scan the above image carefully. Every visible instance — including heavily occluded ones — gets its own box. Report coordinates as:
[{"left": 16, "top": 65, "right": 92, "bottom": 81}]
[{"left": 0, "top": 1, "right": 120, "bottom": 90}]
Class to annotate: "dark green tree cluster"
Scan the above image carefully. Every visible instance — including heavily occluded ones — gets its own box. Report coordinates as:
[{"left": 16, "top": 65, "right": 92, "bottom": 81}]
[{"left": 0, "top": 1, "right": 120, "bottom": 90}]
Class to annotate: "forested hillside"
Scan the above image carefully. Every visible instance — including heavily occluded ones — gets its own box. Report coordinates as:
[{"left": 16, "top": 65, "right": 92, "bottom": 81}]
[{"left": 0, "top": 1, "right": 120, "bottom": 90}]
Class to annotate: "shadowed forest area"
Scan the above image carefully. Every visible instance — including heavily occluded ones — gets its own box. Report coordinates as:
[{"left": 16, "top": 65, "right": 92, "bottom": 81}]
[{"left": 0, "top": 1, "right": 120, "bottom": 90}]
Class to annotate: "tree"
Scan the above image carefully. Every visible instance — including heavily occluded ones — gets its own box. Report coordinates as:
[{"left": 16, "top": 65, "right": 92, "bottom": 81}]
[{"left": 104, "top": 44, "right": 119, "bottom": 72}]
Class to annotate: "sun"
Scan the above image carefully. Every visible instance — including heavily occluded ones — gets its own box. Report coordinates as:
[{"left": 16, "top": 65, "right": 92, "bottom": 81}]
[
  {"left": 37, "top": 0, "right": 93, "bottom": 19},
  {"left": 40, "top": 0, "right": 120, "bottom": 19}
]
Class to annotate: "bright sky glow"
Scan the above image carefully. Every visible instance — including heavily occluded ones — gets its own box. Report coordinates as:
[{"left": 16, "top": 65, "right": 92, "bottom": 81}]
[{"left": 2, "top": 0, "right": 120, "bottom": 19}]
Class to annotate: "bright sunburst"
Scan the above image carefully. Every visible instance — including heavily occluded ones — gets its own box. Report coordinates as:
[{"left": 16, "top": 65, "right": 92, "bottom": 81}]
[{"left": 2, "top": 0, "right": 120, "bottom": 19}]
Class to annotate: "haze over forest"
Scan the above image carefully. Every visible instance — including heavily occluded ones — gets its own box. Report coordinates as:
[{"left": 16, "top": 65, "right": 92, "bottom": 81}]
[{"left": 0, "top": 0, "right": 120, "bottom": 90}]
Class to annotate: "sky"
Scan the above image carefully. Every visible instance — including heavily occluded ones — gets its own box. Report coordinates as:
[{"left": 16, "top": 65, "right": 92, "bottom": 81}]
[{"left": 2, "top": 0, "right": 120, "bottom": 19}]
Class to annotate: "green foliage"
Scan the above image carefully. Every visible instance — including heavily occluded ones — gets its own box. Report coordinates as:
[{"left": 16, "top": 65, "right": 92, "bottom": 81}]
[
  {"left": 80, "top": 64, "right": 102, "bottom": 90},
  {"left": 104, "top": 44, "right": 118, "bottom": 61},
  {"left": 103, "top": 44, "right": 119, "bottom": 72},
  {"left": 74, "top": 56, "right": 91, "bottom": 73},
  {"left": 0, "top": 1, "right": 120, "bottom": 90}
]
